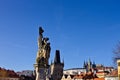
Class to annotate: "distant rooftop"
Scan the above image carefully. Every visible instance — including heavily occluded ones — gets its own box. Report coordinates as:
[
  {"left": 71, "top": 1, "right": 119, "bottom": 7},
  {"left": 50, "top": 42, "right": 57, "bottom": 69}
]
[{"left": 64, "top": 68, "right": 85, "bottom": 71}]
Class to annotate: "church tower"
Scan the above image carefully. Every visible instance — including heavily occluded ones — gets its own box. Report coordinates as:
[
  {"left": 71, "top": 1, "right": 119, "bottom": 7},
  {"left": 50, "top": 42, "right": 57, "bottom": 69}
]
[{"left": 50, "top": 50, "right": 64, "bottom": 80}]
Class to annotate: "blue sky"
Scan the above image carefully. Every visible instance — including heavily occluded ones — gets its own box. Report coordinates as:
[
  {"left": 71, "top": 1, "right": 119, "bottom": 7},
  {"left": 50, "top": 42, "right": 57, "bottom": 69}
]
[{"left": 0, "top": 0, "right": 120, "bottom": 71}]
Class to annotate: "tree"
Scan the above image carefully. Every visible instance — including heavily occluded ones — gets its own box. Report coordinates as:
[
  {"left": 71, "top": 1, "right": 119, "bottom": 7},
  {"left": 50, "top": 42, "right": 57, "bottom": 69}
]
[{"left": 113, "top": 41, "right": 120, "bottom": 67}]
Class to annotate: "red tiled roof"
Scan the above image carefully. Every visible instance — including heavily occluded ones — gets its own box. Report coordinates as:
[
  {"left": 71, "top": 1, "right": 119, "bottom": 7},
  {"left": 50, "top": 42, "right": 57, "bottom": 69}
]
[
  {"left": 96, "top": 71, "right": 105, "bottom": 73},
  {"left": 107, "top": 69, "right": 118, "bottom": 77},
  {"left": 94, "top": 78, "right": 104, "bottom": 80},
  {"left": 0, "top": 67, "right": 19, "bottom": 78},
  {"left": 73, "top": 75, "right": 83, "bottom": 79}
]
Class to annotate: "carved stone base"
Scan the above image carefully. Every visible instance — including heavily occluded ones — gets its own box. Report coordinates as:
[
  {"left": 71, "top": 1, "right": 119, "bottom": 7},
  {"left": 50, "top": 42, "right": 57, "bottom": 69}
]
[{"left": 34, "top": 64, "right": 50, "bottom": 80}]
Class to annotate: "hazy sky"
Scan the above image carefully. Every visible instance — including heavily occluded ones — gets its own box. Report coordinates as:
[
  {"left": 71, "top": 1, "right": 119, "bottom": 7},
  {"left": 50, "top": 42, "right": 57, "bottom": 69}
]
[{"left": 0, "top": 0, "right": 120, "bottom": 71}]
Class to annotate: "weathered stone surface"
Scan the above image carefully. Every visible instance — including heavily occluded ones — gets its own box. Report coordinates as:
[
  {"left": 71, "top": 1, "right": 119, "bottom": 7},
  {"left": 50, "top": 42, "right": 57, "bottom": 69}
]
[{"left": 35, "top": 27, "right": 51, "bottom": 80}]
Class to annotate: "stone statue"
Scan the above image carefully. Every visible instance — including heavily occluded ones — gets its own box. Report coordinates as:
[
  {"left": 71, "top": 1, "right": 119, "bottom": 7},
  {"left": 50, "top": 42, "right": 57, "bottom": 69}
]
[
  {"left": 36, "top": 27, "right": 51, "bottom": 66},
  {"left": 35, "top": 27, "right": 51, "bottom": 80}
]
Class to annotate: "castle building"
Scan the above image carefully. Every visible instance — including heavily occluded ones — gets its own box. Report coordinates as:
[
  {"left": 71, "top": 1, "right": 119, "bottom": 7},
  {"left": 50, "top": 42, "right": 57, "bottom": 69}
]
[
  {"left": 83, "top": 59, "right": 96, "bottom": 72},
  {"left": 83, "top": 59, "right": 116, "bottom": 79},
  {"left": 17, "top": 70, "right": 33, "bottom": 77},
  {"left": 63, "top": 68, "right": 86, "bottom": 75}
]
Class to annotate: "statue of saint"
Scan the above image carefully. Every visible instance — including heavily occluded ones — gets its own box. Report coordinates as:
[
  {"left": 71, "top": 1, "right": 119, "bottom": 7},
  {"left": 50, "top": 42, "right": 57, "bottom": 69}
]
[{"left": 36, "top": 27, "right": 51, "bottom": 66}]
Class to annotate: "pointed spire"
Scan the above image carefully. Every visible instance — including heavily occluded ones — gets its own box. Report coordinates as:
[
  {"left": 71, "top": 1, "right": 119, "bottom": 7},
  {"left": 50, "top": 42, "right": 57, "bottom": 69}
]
[
  {"left": 83, "top": 60, "right": 86, "bottom": 68},
  {"left": 88, "top": 58, "right": 92, "bottom": 65},
  {"left": 92, "top": 61, "right": 96, "bottom": 68},
  {"left": 54, "top": 50, "right": 61, "bottom": 64}
]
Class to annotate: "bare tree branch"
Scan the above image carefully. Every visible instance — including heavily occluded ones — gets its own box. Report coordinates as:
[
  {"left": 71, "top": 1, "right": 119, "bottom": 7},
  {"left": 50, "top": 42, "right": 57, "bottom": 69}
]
[{"left": 113, "top": 41, "right": 120, "bottom": 67}]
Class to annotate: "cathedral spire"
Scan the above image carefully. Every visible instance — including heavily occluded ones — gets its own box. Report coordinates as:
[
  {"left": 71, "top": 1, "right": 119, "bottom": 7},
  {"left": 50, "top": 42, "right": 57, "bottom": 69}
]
[
  {"left": 88, "top": 58, "right": 92, "bottom": 66},
  {"left": 83, "top": 60, "right": 86, "bottom": 68}
]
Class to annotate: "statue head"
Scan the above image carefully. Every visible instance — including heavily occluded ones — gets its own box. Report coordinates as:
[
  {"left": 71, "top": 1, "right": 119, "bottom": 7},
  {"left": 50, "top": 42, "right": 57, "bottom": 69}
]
[
  {"left": 45, "top": 37, "right": 49, "bottom": 41},
  {"left": 39, "top": 27, "right": 44, "bottom": 35},
  {"left": 43, "top": 37, "right": 49, "bottom": 42}
]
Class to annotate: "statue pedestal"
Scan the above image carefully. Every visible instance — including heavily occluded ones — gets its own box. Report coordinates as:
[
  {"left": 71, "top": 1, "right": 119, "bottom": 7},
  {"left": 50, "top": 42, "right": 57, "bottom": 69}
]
[{"left": 34, "top": 64, "right": 50, "bottom": 80}]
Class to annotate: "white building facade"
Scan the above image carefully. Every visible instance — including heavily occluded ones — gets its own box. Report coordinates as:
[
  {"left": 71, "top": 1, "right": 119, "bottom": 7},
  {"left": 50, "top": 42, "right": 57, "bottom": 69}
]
[
  {"left": 105, "top": 76, "right": 118, "bottom": 80},
  {"left": 63, "top": 68, "right": 86, "bottom": 75}
]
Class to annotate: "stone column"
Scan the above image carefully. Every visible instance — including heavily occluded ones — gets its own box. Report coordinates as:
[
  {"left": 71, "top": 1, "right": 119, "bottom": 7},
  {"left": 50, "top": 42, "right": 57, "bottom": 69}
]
[{"left": 34, "top": 64, "right": 40, "bottom": 80}]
